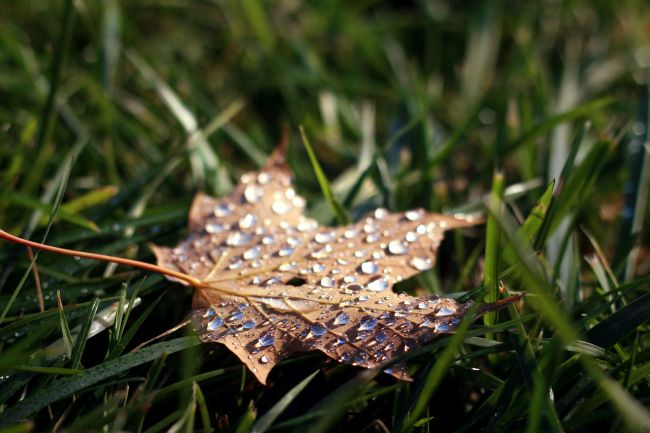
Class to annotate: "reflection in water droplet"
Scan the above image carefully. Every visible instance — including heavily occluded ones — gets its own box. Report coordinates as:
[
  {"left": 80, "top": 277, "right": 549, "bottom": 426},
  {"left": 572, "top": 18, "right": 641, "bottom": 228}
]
[
  {"left": 409, "top": 256, "right": 433, "bottom": 271},
  {"left": 244, "top": 185, "right": 263, "bottom": 203},
  {"left": 272, "top": 200, "right": 292, "bottom": 214},
  {"left": 214, "top": 203, "right": 234, "bottom": 217},
  {"left": 243, "top": 246, "right": 261, "bottom": 260},
  {"left": 206, "top": 222, "right": 227, "bottom": 234},
  {"left": 436, "top": 306, "right": 456, "bottom": 316},
  {"left": 359, "top": 317, "right": 378, "bottom": 331},
  {"left": 260, "top": 355, "right": 270, "bottom": 364},
  {"left": 258, "top": 334, "right": 275, "bottom": 347},
  {"left": 311, "top": 323, "right": 327, "bottom": 336},
  {"left": 207, "top": 317, "right": 224, "bottom": 331},
  {"left": 367, "top": 275, "right": 389, "bottom": 292},
  {"left": 405, "top": 209, "right": 423, "bottom": 221},
  {"left": 387, "top": 240, "right": 408, "bottom": 255},
  {"left": 242, "top": 320, "right": 256, "bottom": 330},
  {"left": 227, "top": 232, "right": 253, "bottom": 246},
  {"left": 239, "top": 213, "right": 257, "bottom": 229},
  {"left": 334, "top": 312, "right": 350, "bottom": 325},
  {"left": 375, "top": 331, "right": 388, "bottom": 343},
  {"left": 229, "top": 311, "right": 244, "bottom": 321},
  {"left": 360, "top": 261, "right": 378, "bottom": 274},
  {"left": 320, "top": 277, "right": 336, "bottom": 288}
]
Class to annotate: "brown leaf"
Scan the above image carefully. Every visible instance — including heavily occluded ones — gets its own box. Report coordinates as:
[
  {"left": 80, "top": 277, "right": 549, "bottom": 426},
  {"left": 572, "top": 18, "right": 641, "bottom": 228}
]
[{"left": 152, "top": 147, "right": 514, "bottom": 384}]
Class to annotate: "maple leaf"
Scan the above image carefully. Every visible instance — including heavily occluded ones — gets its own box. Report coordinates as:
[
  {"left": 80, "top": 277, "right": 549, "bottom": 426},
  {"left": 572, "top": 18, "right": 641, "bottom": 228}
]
[{"left": 152, "top": 146, "right": 519, "bottom": 384}]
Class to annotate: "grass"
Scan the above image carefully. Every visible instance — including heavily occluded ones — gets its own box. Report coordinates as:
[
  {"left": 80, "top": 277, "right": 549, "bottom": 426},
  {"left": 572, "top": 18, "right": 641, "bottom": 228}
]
[{"left": 1, "top": 1, "right": 649, "bottom": 432}]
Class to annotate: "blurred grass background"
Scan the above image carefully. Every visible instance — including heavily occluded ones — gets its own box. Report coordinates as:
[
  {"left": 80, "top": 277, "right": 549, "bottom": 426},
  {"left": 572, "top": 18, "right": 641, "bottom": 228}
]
[{"left": 1, "top": 0, "right": 650, "bottom": 432}]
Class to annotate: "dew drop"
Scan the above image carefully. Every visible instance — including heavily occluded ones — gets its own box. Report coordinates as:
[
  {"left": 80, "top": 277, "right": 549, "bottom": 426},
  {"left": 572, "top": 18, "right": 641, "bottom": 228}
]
[
  {"left": 436, "top": 323, "right": 450, "bottom": 332},
  {"left": 365, "top": 233, "right": 380, "bottom": 243},
  {"left": 315, "top": 231, "right": 334, "bottom": 244},
  {"left": 340, "top": 352, "right": 351, "bottom": 362},
  {"left": 272, "top": 200, "right": 292, "bottom": 215},
  {"left": 297, "top": 218, "right": 318, "bottom": 232},
  {"left": 367, "top": 275, "right": 389, "bottom": 292},
  {"left": 360, "top": 261, "right": 378, "bottom": 274},
  {"left": 359, "top": 317, "right": 378, "bottom": 331},
  {"left": 312, "top": 263, "right": 326, "bottom": 273},
  {"left": 243, "top": 246, "right": 261, "bottom": 260},
  {"left": 405, "top": 231, "right": 418, "bottom": 242},
  {"left": 310, "top": 245, "right": 332, "bottom": 259},
  {"left": 262, "top": 235, "right": 276, "bottom": 245},
  {"left": 363, "top": 222, "right": 378, "bottom": 234},
  {"left": 416, "top": 224, "right": 427, "bottom": 235},
  {"left": 279, "top": 262, "right": 297, "bottom": 271},
  {"left": 206, "top": 222, "right": 227, "bottom": 234},
  {"left": 374, "top": 208, "right": 388, "bottom": 219},
  {"left": 207, "top": 317, "right": 224, "bottom": 331},
  {"left": 387, "top": 240, "right": 408, "bottom": 255},
  {"left": 260, "top": 355, "right": 270, "bottom": 364},
  {"left": 375, "top": 331, "right": 388, "bottom": 343},
  {"left": 242, "top": 320, "right": 256, "bottom": 330},
  {"left": 334, "top": 312, "right": 350, "bottom": 325},
  {"left": 257, "top": 172, "right": 271, "bottom": 184},
  {"left": 344, "top": 229, "right": 359, "bottom": 239},
  {"left": 436, "top": 305, "right": 456, "bottom": 316},
  {"left": 229, "top": 260, "right": 244, "bottom": 270},
  {"left": 343, "top": 275, "right": 357, "bottom": 284},
  {"left": 405, "top": 209, "right": 423, "bottom": 221},
  {"left": 214, "top": 203, "right": 234, "bottom": 217},
  {"left": 204, "top": 308, "right": 216, "bottom": 317},
  {"left": 418, "top": 302, "right": 427, "bottom": 309},
  {"left": 227, "top": 231, "right": 253, "bottom": 246},
  {"left": 244, "top": 185, "right": 263, "bottom": 203},
  {"left": 229, "top": 311, "right": 244, "bottom": 321},
  {"left": 258, "top": 334, "right": 275, "bottom": 347},
  {"left": 354, "top": 250, "right": 366, "bottom": 258},
  {"left": 320, "top": 276, "right": 336, "bottom": 288},
  {"left": 311, "top": 323, "right": 327, "bottom": 336},
  {"left": 278, "top": 245, "right": 295, "bottom": 257},
  {"left": 239, "top": 213, "right": 257, "bottom": 229},
  {"left": 409, "top": 256, "right": 433, "bottom": 271}
]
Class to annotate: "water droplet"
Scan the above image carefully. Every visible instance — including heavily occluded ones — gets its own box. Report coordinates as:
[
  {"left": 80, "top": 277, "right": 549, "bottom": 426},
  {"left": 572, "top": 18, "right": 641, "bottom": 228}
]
[
  {"left": 310, "top": 245, "right": 332, "bottom": 259},
  {"left": 229, "top": 260, "right": 244, "bottom": 270},
  {"left": 243, "top": 246, "right": 261, "bottom": 260},
  {"left": 312, "top": 263, "right": 326, "bottom": 273},
  {"left": 359, "top": 317, "right": 378, "bottom": 331},
  {"left": 204, "top": 308, "right": 216, "bottom": 317},
  {"left": 272, "top": 200, "right": 292, "bottom": 215},
  {"left": 405, "top": 231, "right": 418, "bottom": 242},
  {"left": 343, "top": 275, "right": 357, "bottom": 283},
  {"left": 405, "top": 209, "right": 423, "bottom": 221},
  {"left": 239, "top": 213, "right": 257, "bottom": 229},
  {"left": 207, "top": 317, "right": 224, "bottom": 330},
  {"left": 409, "top": 256, "right": 433, "bottom": 271},
  {"left": 206, "top": 222, "right": 227, "bottom": 234},
  {"left": 278, "top": 245, "right": 295, "bottom": 257},
  {"left": 354, "top": 250, "right": 366, "bottom": 258},
  {"left": 242, "top": 320, "right": 256, "bottom": 330},
  {"left": 262, "top": 235, "right": 276, "bottom": 245},
  {"left": 358, "top": 295, "right": 370, "bottom": 301},
  {"left": 363, "top": 222, "right": 378, "bottom": 234},
  {"left": 279, "top": 262, "right": 297, "bottom": 271},
  {"left": 227, "top": 231, "right": 253, "bottom": 246},
  {"left": 260, "top": 355, "right": 270, "bottom": 364},
  {"left": 229, "top": 311, "right": 244, "bottom": 321},
  {"left": 436, "top": 323, "right": 450, "bottom": 332},
  {"left": 375, "top": 331, "right": 388, "bottom": 343},
  {"left": 311, "top": 323, "right": 327, "bottom": 336},
  {"left": 244, "top": 185, "right": 263, "bottom": 203},
  {"left": 344, "top": 229, "right": 359, "bottom": 239},
  {"left": 334, "top": 312, "right": 350, "bottom": 325},
  {"left": 360, "top": 261, "right": 378, "bottom": 274},
  {"left": 315, "top": 232, "right": 334, "bottom": 244},
  {"left": 436, "top": 305, "right": 456, "bottom": 316},
  {"left": 297, "top": 218, "right": 318, "bottom": 232},
  {"left": 416, "top": 224, "right": 427, "bottom": 235},
  {"left": 258, "top": 334, "right": 275, "bottom": 347},
  {"left": 257, "top": 172, "right": 271, "bottom": 184},
  {"left": 374, "top": 208, "right": 388, "bottom": 219},
  {"left": 418, "top": 302, "right": 427, "bottom": 309},
  {"left": 365, "top": 233, "right": 380, "bottom": 243},
  {"left": 340, "top": 353, "right": 351, "bottom": 362},
  {"left": 214, "top": 203, "right": 234, "bottom": 217},
  {"left": 367, "top": 275, "right": 389, "bottom": 292},
  {"left": 320, "top": 276, "right": 336, "bottom": 288},
  {"left": 387, "top": 240, "right": 408, "bottom": 255}
]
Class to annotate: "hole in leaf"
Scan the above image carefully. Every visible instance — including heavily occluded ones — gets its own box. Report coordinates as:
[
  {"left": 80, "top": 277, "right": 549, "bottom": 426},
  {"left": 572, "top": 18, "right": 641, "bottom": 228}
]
[{"left": 286, "top": 277, "right": 307, "bottom": 286}]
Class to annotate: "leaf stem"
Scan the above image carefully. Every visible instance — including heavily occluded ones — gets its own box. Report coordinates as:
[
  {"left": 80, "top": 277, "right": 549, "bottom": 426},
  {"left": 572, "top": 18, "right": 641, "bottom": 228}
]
[{"left": 0, "top": 229, "right": 201, "bottom": 287}]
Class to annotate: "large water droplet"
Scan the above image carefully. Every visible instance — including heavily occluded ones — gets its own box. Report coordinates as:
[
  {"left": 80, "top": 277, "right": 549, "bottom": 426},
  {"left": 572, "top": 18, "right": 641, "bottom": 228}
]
[
  {"left": 359, "top": 317, "right": 378, "bottom": 331},
  {"left": 320, "top": 276, "right": 336, "bottom": 288},
  {"left": 272, "top": 200, "right": 292, "bottom": 215},
  {"left": 387, "top": 240, "right": 408, "bottom": 255},
  {"left": 360, "top": 261, "right": 378, "bottom": 274},
  {"left": 242, "top": 320, "right": 256, "bottom": 330},
  {"left": 311, "top": 323, "right": 327, "bottom": 336},
  {"left": 258, "top": 334, "right": 275, "bottom": 347},
  {"left": 315, "top": 231, "right": 334, "bottom": 244},
  {"left": 206, "top": 222, "right": 227, "bottom": 234},
  {"left": 367, "top": 275, "right": 389, "bottom": 292},
  {"left": 405, "top": 209, "right": 423, "bottom": 221},
  {"left": 243, "top": 246, "right": 261, "bottom": 260},
  {"left": 227, "top": 232, "right": 253, "bottom": 246},
  {"left": 244, "top": 185, "right": 263, "bottom": 203},
  {"left": 207, "top": 317, "right": 224, "bottom": 331},
  {"left": 214, "top": 203, "right": 234, "bottom": 217},
  {"left": 374, "top": 208, "right": 388, "bottom": 219},
  {"left": 334, "top": 312, "right": 350, "bottom": 325},
  {"left": 239, "top": 213, "right": 257, "bottom": 229},
  {"left": 409, "top": 256, "right": 433, "bottom": 271},
  {"left": 297, "top": 218, "right": 318, "bottom": 232}
]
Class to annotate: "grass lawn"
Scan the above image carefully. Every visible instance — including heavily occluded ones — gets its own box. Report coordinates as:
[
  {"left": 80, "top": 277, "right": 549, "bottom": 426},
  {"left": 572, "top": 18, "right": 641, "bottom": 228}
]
[{"left": 1, "top": 1, "right": 649, "bottom": 432}]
